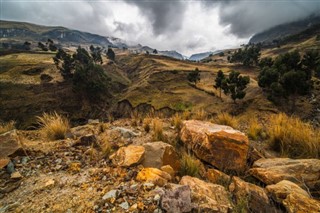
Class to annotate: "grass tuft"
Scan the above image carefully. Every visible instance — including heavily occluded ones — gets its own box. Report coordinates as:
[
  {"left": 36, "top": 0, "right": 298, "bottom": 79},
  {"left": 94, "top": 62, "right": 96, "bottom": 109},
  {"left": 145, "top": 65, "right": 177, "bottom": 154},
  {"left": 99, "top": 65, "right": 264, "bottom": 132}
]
[
  {"left": 171, "top": 113, "right": 183, "bottom": 130},
  {"left": 247, "top": 117, "right": 263, "bottom": 140},
  {"left": 152, "top": 118, "right": 165, "bottom": 141},
  {"left": 192, "top": 108, "right": 207, "bottom": 120},
  {"left": 215, "top": 112, "right": 238, "bottom": 129},
  {"left": 268, "top": 113, "right": 320, "bottom": 158},
  {"left": 0, "top": 121, "right": 15, "bottom": 134},
  {"left": 179, "top": 152, "right": 201, "bottom": 177},
  {"left": 143, "top": 117, "right": 152, "bottom": 133},
  {"left": 37, "top": 112, "right": 70, "bottom": 141}
]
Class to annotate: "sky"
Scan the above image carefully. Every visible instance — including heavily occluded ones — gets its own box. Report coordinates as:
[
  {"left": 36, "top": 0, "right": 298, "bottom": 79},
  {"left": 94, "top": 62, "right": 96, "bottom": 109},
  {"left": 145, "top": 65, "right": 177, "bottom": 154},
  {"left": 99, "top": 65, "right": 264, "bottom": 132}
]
[{"left": 1, "top": 0, "right": 320, "bottom": 56}]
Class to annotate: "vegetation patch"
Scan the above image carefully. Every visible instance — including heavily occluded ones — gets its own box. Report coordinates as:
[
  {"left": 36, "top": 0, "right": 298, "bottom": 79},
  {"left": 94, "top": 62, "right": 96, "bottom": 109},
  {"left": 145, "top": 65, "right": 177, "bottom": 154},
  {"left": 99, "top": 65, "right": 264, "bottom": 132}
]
[
  {"left": 215, "top": 112, "right": 239, "bottom": 129},
  {"left": 268, "top": 113, "right": 320, "bottom": 158},
  {"left": 37, "top": 112, "right": 70, "bottom": 141}
]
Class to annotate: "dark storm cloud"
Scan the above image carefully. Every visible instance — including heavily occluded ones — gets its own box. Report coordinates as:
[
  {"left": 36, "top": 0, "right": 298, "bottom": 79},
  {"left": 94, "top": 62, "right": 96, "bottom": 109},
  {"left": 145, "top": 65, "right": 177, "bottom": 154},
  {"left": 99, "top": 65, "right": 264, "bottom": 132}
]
[
  {"left": 215, "top": 0, "right": 320, "bottom": 37},
  {"left": 1, "top": 0, "right": 113, "bottom": 36},
  {"left": 124, "top": 0, "right": 187, "bottom": 35}
]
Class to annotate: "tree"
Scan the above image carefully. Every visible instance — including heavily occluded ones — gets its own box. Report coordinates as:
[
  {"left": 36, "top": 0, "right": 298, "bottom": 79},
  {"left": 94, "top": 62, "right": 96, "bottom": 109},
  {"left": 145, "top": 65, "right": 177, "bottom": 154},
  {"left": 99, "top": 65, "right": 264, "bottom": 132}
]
[
  {"left": 259, "top": 57, "right": 273, "bottom": 69},
  {"left": 23, "top": 41, "right": 31, "bottom": 50},
  {"left": 230, "top": 45, "right": 261, "bottom": 66},
  {"left": 107, "top": 48, "right": 115, "bottom": 61},
  {"left": 301, "top": 50, "right": 320, "bottom": 79},
  {"left": 73, "top": 62, "right": 111, "bottom": 102},
  {"left": 90, "top": 45, "right": 103, "bottom": 64},
  {"left": 53, "top": 46, "right": 111, "bottom": 102},
  {"left": 222, "top": 71, "right": 250, "bottom": 103},
  {"left": 214, "top": 70, "right": 226, "bottom": 99},
  {"left": 219, "top": 52, "right": 225, "bottom": 57},
  {"left": 53, "top": 48, "right": 75, "bottom": 79},
  {"left": 38, "top": 42, "right": 48, "bottom": 51},
  {"left": 153, "top": 49, "right": 158, "bottom": 54},
  {"left": 187, "top": 68, "right": 200, "bottom": 85},
  {"left": 258, "top": 50, "right": 312, "bottom": 110}
]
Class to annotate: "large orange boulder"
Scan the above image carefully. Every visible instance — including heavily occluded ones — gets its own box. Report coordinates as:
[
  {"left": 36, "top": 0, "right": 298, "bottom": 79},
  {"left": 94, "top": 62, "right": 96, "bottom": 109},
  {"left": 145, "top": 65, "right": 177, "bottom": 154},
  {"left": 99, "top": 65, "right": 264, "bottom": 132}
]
[{"left": 180, "top": 120, "right": 249, "bottom": 172}]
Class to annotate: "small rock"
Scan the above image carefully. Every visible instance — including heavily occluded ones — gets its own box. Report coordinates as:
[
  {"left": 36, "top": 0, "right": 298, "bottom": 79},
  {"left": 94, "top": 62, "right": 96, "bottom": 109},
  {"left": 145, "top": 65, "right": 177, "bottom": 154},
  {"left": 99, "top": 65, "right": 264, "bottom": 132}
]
[
  {"left": 73, "top": 134, "right": 98, "bottom": 147},
  {"left": 154, "top": 194, "right": 161, "bottom": 202},
  {"left": 119, "top": 201, "right": 129, "bottom": 210},
  {"left": 103, "top": 189, "right": 119, "bottom": 200},
  {"left": 113, "top": 127, "right": 141, "bottom": 138},
  {"left": 137, "top": 168, "right": 171, "bottom": 186},
  {"left": 10, "top": 171, "right": 22, "bottom": 179},
  {"left": 160, "top": 185, "right": 192, "bottom": 213},
  {"left": 88, "top": 119, "right": 100, "bottom": 124},
  {"left": 6, "top": 161, "right": 15, "bottom": 174},
  {"left": 0, "top": 158, "right": 10, "bottom": 169},
  {"left": 21, "top": 157, "right": 29, "bottom": 164},
  {"left": 130, "top": 203, "right": 138, "bottom": 211},
  {"left": 160, "top": 165, "right": 175, "bottom": 178},
  {"left": 110, "top": 145, "right": 145, "bottom": 167}
]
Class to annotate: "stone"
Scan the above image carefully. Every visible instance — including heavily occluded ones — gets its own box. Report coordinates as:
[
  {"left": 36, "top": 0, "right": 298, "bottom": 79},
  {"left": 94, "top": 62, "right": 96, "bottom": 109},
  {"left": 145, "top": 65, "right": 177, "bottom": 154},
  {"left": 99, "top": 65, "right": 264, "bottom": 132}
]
[
  {"left": 0, "top": 130, "right": 21, "bottom": 159},
  {"left": 142, "top": 142, "right": 180, "bottom": 171},
  {"left": 110, "top": 145, "right": 145, "bottom": 167},
  {"left": 249, "top": 158, "right": 320, "bottom": 192},
  {"left": 6, "top": 161, "right": 15, "bottom": 174},
  {"left": 283, "top": 192, "right": 320, "bottom": 213},
  {"left": 160, "top": 165, "right": 175, "bottom": 179},
  {"left": 113, "top": 127, "right": 141, "bottom": 138},
  {"left": 119, "top": 201, "right": 129, "bottom": 210},
  {"left": 160, "top": 185, "right": 193, "bottom": 213},
  {"left": 229, "top": 176, "right": 277, "bottom": 212},
  {"left": 180, "top": 176, "right": 232, "bottom": 212},
  {"left": 266, "top": 180, "right": 310, "bottom": 203},
  {"left": 71, "top": 125, "right": 95, "bottom": 137},
  {"left": 0, "top": 158, "right": 10, "bottom": 169},
  {"left": 88, "top": 119, "right": 99, "bottom": 124},
  {"left": 180, "top": 120, "right": 249, "bottom": 172},
  {"left": 136, "top": 168, "right": 171, "bottom": 186},
  {"left": 102, "top": 189, "right": 119, "bottom": 200},
  {"left": 72, "top": 134, "right": 99, "bottom": 147},
  {"left": 206, "top": 169, "right": 230, "bottom": 186},
  {"left": 10, "top": 171, "right": 22, "bottom": 179}
]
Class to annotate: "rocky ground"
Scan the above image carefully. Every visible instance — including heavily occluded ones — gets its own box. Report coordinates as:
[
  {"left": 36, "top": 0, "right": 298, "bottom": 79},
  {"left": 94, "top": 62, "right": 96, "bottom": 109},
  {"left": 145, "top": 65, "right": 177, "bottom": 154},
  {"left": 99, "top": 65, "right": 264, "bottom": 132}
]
[{"left": 0, "top": 118, "right": 319, "bottom": 213}]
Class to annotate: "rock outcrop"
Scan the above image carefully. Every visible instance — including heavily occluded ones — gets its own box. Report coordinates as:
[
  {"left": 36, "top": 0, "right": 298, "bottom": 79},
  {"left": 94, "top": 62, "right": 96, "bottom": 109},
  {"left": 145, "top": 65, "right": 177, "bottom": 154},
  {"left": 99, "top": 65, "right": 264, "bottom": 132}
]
[
  {"left": 0, "top": 130, "right": 21, "bottom": 159},
  {"left": 180, "top": 120, "right": 249, "bottom": 172},
  {"left": 249, "top": 158, "right": 320, "bottom": 193},
  {"left": 180, "top": 176, "right": 232, "bottom": 212},
  {"left": 229, "top": 176, "right": 278, "bottom": 212}
]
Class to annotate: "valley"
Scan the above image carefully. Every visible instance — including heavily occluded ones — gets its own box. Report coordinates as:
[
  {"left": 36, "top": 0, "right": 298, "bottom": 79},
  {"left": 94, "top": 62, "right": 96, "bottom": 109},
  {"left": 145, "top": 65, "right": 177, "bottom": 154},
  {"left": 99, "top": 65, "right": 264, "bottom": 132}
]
[{"left": 1, "top": 14, "right": 320, "bottom": 213}]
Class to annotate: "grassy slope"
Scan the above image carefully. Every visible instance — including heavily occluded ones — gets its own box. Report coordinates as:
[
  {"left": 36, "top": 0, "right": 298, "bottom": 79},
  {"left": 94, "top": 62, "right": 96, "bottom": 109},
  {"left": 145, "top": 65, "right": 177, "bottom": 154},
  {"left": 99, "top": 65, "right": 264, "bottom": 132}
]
[{"left": 1, "top": 34, "right": 319, "bottom": 128}]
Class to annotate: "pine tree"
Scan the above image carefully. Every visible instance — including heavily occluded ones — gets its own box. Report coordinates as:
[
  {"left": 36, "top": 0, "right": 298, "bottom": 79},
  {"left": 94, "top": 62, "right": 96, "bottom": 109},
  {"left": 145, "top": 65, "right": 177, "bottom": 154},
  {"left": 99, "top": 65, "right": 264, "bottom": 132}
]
[{"left": 214, "top": 70, "right": 225, "bottom": 99}]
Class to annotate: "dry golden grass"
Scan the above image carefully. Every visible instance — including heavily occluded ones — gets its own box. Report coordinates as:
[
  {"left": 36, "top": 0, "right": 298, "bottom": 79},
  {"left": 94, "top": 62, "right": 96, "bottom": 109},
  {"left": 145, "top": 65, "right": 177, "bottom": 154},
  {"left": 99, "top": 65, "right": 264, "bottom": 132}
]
[
  {"left": 0, "top": 121, "right": 15, "bottom": 134},
  {"left": 171, "top": 113, "right": 183, "bottom": 130},
  {"left": 152, "top": 118, "right": 165, "bottom": 141},
  {"left": 143, "top": 117, "right": 152, "bottom": 133},
  {"left": 181, "top": 110, "right": 191, "bottom": 120},
  {"left": 37, "top": 112, "right": 70, "bottom": 141},
  {"left": 215, "top": 112, "right": 238, "bottom": 129},
  {"left": 247, "top": 117, "right": 263, "bottom": 140},
  {"left": 179, "top": 152, "right": 201, "bottom": 177},
  {"left": 192, "top": 108, "right": 207, "bottom": 120},
  {"left": 268, "top": 113, "right": 320, "bottom": 158}
]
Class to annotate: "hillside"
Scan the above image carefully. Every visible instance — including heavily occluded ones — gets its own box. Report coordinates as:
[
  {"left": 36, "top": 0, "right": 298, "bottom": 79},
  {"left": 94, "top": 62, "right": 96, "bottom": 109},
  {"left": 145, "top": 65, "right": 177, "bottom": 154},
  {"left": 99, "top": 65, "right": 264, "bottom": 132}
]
[{"left": 249, "top": 15, "right": 320, "bottom": 44}]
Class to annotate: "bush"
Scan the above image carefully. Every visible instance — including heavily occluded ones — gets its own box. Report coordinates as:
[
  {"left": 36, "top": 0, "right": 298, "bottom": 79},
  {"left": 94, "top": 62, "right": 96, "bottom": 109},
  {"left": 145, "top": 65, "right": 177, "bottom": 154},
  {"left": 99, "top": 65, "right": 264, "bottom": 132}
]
[
  {"left": 268, "top": 113, "right": 320, "bottom": 158},
  {"left": 215, "top": 112, "right": 238, "bottom": 129},
  {"left": 0, "top": 121, "right": 15, "bottom": 134},
  {"left": 179, "top": 152, "right": 201, "bottom": 177},
  {"left": 37, "top": 112, "right": 70, "bottom": 141}
]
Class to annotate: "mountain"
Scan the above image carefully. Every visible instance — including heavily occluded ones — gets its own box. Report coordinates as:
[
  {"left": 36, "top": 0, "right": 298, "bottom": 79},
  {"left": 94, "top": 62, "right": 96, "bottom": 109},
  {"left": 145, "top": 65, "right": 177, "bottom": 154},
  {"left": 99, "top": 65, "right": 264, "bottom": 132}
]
[
  {"left": 249, "top": 15, "right": 320, "bottom": 44},
  {"left": 0, "top": 20, "right": 186, "bottom": 60},
  {"left": 0, "top": 20, "right": 114, "bottom": 47},
  {"left": 158, "top": 50, "right": 184, "bottom": 60},
  {"left": 189, "top": 50, "right": 222, "bottom": 61}
]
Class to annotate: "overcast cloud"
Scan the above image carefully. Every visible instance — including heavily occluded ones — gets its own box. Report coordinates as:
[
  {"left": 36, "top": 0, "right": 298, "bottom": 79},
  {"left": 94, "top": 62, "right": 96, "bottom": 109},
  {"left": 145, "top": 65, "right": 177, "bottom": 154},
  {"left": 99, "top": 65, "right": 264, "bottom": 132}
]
[{"left": 1, "top": 0, "right": 319, "bottom": 56}]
